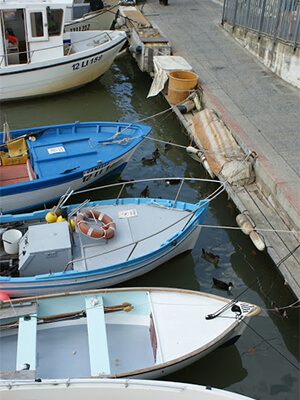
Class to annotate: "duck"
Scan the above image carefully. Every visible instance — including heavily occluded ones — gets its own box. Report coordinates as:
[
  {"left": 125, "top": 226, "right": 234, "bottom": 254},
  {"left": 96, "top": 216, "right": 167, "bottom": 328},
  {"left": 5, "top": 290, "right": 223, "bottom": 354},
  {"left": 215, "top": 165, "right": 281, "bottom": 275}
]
[
  {"left": 140, "top": 185, "right": 150, "bottom": 198},
  {"left": 164, "top": 140, "right": 172, "bottom": 150},
  {"left": 152, "top": 148, "right": 160, "bottom": 159},
  {"left": 212, "top": 277, "right": 233, "bottom": 291},
  {"left": 201, "top": 248, "right": 220, "bottom": 264},
  {"left": 141, "top": 157, "right": 156, "bottom": 165}
]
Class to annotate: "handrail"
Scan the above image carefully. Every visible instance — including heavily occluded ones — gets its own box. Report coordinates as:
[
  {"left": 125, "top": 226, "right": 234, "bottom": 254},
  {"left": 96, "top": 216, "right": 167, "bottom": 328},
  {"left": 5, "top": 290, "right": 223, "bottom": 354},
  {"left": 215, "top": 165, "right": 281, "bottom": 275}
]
[
  {"left": 62, "top": 177, "right": 226, "bottom": 271},
  {"left": 0, "top": 31, "right": 114, "bottom": 66}
]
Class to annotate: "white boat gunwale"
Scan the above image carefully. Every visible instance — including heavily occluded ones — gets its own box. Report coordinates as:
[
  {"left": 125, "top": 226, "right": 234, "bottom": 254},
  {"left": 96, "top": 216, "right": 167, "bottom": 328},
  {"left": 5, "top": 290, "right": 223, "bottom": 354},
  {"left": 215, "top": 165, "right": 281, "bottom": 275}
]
[{"left": 0, "top": 378, "right": 257, "bottom": 400}]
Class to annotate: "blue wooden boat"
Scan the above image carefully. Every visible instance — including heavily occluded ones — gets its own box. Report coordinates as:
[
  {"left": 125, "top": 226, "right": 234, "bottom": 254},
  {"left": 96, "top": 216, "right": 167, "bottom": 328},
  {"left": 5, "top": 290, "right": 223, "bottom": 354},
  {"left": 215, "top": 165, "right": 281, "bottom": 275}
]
[
  {"left": 0, "top": 121, "right": 151, "bottom": 213},
  {"left": 0, "top": 287, "right": 260, "bottom": 381},
  {"left": 0, "top": 178, "right": 216, "bottom": 298}
]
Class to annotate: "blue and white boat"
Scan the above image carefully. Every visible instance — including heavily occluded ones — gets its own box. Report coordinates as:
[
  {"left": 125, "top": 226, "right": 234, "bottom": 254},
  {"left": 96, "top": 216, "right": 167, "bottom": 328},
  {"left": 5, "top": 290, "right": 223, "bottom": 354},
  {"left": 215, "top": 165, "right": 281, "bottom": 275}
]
[
  {"left": 0, "top": 121, "right": 151, "bottom": 214},
  {"left": 0, "top": 178, "right": 221, "bottom": 298},
  {"left": 0, "top": 287, "right": 260, "bottom": 380}
]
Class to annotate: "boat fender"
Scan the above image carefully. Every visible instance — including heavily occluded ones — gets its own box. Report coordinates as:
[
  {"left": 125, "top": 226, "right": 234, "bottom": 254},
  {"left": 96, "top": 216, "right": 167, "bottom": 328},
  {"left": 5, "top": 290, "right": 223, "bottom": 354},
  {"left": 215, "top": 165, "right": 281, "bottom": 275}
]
[
  {"left": 236, "top": 214, "right": 254, "bottom": 235},
  {"left": 76, "top": 210, "right": 116, "bottom": 239},
  {"left": 45, "top": 212, "right": 57, "bottom": 223},
  {"left": 178, "top": 100, "right": 195, "bottom": 114},
  {"left": 186, "top": 146, "right": 215, "bottom": 177},
  {"left": 193, "top": 92, "right": 201, "bottom": 111},
  {"left": 249, "top": 230, "right": 266, "bottom": 251},
  {"left": 0, "top": 292, "right": 10, "bottom": 302},
  {"left": 129, "top": 45, "right": 142, "bottom": 55},
  {"left": 57, "top": 215, "right": 66, "bottom": 223},
  {"left": 69, "top": 219, "right": 75, "bottom": 231},
  {"left": 200, "top": 155, "right": 215, "bottom": 179}
]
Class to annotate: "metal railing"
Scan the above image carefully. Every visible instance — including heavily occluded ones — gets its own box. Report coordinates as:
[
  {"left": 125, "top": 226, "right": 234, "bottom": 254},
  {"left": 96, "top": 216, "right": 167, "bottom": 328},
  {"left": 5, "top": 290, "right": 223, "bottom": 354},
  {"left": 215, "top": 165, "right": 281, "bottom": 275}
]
[
  {"left": 0, "top": 31, "right": 113, "bottom": 67},
  {"left": 222, "top": 0, "right": 300, "bottom": 49}
]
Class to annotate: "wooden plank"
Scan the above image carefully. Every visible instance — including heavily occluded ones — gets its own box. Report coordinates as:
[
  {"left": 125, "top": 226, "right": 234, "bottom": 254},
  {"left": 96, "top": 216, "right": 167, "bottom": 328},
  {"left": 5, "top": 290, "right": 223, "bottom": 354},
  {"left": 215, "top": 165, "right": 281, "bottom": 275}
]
[
  {"left": 122, "top": 10, "right": 151, "bottom": 28},
  {"left": 0, "top": 370, "right": 35, "bottom": 380},
  {"left": 0, "top": 302, "right": 37, "bottom": 320},
  {"left": 230, "top": 184, "right": 300, "bottom": 296},
  {"left": 16, "top": 314, "right": 37, "bottom": 371},
  {"left": 85, "top": 295, "right": 110, "bottom": 376},
  {"left": 0, "top": 163, "right": 30, "bottom": 187}
]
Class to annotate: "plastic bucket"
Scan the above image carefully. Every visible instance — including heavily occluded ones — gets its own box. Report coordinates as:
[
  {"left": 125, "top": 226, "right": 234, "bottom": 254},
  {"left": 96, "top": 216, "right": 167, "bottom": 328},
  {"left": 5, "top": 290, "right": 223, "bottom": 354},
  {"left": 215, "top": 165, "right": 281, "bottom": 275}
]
[
  {"left": 2, "top": 229, "right": 22, "bottom": 255},
  {"left": 168, "top": 70, "right": 198, "bottom": 105}
]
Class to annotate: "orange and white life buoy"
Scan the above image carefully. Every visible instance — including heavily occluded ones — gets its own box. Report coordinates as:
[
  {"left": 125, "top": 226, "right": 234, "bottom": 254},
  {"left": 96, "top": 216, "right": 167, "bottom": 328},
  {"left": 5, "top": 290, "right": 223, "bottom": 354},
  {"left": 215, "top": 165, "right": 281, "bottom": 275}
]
[{"left": 76, "top": 210, "right": 116, "bottom": 239}]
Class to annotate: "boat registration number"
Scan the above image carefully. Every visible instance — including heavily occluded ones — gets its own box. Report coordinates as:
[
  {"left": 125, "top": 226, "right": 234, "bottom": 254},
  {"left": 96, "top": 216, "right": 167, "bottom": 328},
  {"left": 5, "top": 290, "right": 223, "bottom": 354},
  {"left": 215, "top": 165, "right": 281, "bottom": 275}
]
[
  {"left": 82, "top": 162, "right": 110, "bottom": 182},
  {"left": 72, "top": 55, "right": 103, "bottom": 71},
  {"left": 47, "top": 146, "right": 65, "bottom": 154},
  {"left": 69, "top": 24, "right": 90, "bottom": 32}
]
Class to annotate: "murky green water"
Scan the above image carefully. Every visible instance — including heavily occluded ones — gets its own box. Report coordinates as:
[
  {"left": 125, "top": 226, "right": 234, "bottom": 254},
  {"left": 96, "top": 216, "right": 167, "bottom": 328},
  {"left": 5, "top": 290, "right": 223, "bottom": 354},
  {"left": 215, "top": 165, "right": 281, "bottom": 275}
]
[{"left": 1, "top": 55, "right": 299, "bottom": 400}]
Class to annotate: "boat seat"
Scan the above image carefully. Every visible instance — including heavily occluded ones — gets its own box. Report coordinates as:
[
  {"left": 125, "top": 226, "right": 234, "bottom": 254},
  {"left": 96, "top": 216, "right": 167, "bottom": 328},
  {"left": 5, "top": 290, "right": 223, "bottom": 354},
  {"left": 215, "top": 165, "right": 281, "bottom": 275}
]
[
  {"left": 16, "top": 314, "right": 37, "bottom": 371},
  {"left": 85, "top": 295, "right": 110, "bottom": 376}
]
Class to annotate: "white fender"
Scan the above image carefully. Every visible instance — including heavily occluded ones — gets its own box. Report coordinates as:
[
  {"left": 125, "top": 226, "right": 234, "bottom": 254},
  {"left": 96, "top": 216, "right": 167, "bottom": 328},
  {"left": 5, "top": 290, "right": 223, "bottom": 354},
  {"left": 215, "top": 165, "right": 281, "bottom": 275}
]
[
  {"left": 236, "top": 214, "right": 254, "bottom": 235},
  {"left": 250, "top": 230, "right": 266, "bottom": 251}
]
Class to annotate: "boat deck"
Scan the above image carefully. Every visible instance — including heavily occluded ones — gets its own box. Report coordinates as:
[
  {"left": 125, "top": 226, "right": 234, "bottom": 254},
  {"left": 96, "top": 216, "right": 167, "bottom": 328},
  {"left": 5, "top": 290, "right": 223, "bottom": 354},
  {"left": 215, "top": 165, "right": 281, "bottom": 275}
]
[
  {"left": 72, "top": 202, "right": 193, "bottom": 272},
  {"left": 25, "top": 124, "right": 142, "bottom": 179},
  {"left": 0, "top": 164, "right": 30, "bottom": 187}
]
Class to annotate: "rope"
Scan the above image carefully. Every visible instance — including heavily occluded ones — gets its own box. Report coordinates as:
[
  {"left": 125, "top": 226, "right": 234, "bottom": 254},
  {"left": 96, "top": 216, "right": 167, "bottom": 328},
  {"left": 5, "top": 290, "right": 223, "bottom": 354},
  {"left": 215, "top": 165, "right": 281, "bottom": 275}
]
[
  {"left": 205, "top": 245, "right": 300, "bottom": 320},
  {"left": 241, "top": 319, "right": 300, "bottom": 371},
  {"left": 200, "top": 223, "right": 300, "bottom": 235},
  {"left": 233, "top": 245, "right": 300, "bottom": 302}
]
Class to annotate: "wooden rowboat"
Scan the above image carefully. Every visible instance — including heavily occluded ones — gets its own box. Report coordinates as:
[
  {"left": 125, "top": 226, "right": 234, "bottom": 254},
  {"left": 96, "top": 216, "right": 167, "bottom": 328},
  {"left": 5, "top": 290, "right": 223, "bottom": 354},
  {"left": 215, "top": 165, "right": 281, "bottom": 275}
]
[{"left": 0, "top": 287, "right": 260, "bottom": 380}]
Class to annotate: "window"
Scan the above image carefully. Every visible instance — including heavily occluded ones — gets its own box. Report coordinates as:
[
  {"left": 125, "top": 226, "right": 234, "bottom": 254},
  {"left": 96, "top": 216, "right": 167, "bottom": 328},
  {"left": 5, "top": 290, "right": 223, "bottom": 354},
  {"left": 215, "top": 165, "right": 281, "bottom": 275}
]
[
  {"left": 30, "top": 12, "right": 44, "bottom": 37},
  {"left": 47, "top": 9, "right": 63, "bottom": 36}
]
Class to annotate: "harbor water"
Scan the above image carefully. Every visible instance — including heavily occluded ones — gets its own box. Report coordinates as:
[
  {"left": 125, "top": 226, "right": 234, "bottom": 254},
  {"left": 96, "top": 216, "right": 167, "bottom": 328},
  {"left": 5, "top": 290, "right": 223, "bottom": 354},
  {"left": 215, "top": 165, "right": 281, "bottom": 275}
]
[{"left": 1, "top": 54, "right": 299, "bottom": 400}]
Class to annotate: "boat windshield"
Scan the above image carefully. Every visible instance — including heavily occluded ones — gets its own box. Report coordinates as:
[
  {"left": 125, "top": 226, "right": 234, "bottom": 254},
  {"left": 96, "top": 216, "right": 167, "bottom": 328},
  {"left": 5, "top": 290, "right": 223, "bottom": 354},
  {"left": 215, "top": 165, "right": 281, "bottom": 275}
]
[{"left": 47, "top": 8, "right": 63, "bottom": 37}]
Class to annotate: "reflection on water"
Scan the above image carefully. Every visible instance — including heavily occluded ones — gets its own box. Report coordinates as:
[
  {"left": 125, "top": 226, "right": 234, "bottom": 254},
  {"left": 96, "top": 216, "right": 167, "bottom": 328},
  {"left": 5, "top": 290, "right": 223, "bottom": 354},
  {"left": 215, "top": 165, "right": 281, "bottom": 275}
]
[
  {"left": 0, "top": 54, "right": 299, "bottom": 399},
  {"left": 166, "top": 345, "right": 247, "bottom": 389}
]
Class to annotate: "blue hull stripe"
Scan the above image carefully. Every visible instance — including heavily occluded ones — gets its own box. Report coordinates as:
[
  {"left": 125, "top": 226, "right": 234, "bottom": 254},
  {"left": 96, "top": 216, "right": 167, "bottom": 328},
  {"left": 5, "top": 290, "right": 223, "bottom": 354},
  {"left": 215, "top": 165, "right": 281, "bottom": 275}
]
[
  {"left": 0, "top": 223, "right": 203, "bottom": 294},
  {"left": 0, "top": 37, "right": 127, "bottom": 77}
]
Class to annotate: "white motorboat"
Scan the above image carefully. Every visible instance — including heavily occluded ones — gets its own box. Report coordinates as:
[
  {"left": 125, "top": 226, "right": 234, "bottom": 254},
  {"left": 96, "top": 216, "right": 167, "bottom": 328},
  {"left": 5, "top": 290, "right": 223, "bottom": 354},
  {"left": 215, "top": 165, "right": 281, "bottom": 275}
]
[{"left": 0, "top": 0, "right": 127, "bottom": 101}]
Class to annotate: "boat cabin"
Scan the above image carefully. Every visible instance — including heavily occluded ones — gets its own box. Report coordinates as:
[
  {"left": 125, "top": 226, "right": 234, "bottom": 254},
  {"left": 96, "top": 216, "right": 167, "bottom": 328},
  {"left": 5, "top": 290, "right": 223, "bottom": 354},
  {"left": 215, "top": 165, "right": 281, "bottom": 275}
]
[{"left": 0, "top": 0, "right": 73, "bottom": 66}]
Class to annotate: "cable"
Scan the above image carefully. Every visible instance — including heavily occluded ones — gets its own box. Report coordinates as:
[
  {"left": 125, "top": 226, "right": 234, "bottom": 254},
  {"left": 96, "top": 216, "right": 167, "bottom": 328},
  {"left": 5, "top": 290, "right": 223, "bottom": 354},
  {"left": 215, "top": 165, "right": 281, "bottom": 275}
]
[{"left": 241, "top": 319, "right": 300, "bottom": 371}]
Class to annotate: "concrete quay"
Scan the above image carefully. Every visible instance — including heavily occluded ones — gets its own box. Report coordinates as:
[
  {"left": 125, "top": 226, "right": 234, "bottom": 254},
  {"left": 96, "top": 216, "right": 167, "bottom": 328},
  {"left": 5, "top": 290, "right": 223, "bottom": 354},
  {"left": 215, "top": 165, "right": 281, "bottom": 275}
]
[{"left": 138, "top": 0, "right": 300, "bottom": 298}]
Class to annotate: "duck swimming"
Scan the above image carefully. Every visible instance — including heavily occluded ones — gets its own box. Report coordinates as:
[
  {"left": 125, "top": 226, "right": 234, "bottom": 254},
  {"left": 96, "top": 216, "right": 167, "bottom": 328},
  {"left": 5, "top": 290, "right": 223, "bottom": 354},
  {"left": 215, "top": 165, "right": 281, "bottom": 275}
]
[
  {"left": 212, "top": 277, "right": 233, "bottom": 291},
  {"left": 164, "top": 140, "right": 172, "bottom": 150},
  {"left": 201, "top": 248, "right": 220, "bottom": 264},
  {"left": 140, "top": 185, "right": 150, "bottom": 198},
  {"left": 152, "top": 148, "right": 160, "bottom": 159},
  {"left": 141, "top": 157, "right": 156, "bottom": 165}
]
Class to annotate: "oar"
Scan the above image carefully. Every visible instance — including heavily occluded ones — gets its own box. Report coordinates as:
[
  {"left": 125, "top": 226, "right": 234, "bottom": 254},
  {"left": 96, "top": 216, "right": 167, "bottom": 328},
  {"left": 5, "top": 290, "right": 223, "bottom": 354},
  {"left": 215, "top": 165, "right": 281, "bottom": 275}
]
[{"left": 0, "top": 302, "right": 134, "bottom": 330}]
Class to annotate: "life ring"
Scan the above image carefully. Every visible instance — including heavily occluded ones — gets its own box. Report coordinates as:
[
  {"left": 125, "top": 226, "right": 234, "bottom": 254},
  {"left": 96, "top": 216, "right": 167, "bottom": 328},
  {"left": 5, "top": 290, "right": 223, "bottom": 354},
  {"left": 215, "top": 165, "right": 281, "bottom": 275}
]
[{"left": 76, "top": 210, "right": 116, "bottom": 239}]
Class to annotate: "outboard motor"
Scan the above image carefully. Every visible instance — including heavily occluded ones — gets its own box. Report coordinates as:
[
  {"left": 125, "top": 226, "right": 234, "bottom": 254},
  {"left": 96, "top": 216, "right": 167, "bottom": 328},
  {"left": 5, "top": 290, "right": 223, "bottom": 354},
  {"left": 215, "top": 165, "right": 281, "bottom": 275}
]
[{"left": 89, "top": 0, "right": 104, "bottom": 11}]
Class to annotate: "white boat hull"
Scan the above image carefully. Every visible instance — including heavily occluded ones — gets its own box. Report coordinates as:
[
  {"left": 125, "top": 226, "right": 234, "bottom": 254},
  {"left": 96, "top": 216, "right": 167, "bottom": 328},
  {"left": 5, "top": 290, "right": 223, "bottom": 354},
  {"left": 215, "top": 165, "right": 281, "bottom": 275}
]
[
  {"left": 0, "top": 288, "right": 260, "bottom": 382},
  {"left": 0, "top": 224, "right": 202, "bottom": 298},
  {"left": 0, "top": 31, "right": 126, "bottom": 101},
  {"left": 0, "top": 378, "right": 256, "bottom": 400},
  {"left": 65, "top": 6, "right": 120, "bottom": 32}
]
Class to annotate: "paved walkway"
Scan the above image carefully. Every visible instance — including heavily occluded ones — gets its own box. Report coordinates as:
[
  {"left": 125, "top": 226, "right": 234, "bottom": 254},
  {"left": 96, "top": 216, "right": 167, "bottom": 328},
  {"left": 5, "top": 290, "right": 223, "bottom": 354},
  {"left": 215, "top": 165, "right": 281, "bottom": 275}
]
[{"left": 143, "top": 0, "right": 300, "bottom": 233}]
